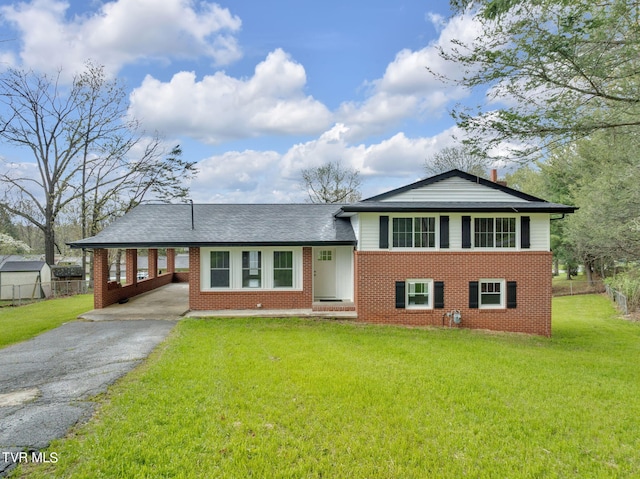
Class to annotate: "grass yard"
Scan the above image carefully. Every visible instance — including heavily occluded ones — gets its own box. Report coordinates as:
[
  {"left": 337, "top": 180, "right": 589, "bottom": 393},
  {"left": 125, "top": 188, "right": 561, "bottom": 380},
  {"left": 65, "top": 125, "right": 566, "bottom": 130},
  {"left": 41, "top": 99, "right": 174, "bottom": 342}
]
[
  {"left": 14, "top": 295, "right": 640, "bottom": 478},
  {"left": 0, "top": 294, "right": 93, "bottom": 348}
]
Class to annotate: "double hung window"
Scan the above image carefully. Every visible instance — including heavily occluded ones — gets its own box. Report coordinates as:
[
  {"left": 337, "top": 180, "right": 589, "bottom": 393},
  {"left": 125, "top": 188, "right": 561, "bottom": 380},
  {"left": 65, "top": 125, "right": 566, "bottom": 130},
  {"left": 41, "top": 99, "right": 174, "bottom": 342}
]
[
  {"left": 273, "top": 251, "right": 293, "bottom": 288},
  {"left": 480, "top": 279, "right": 504, "bottom": 308},
  {"left": 210, "top": 251, "right": 230, "bottom": 287},
  {"left": 392, "top": 217, "right": 436, "bottom": 248},
  {"left": 474, "top": 217, "right": 516, "bottom": 248},
  {"left": 206, "top": 248, "right": 299, "bottom": 290},
  {"left": 407, "top": 280, "right": 432, "bottom": 308}
]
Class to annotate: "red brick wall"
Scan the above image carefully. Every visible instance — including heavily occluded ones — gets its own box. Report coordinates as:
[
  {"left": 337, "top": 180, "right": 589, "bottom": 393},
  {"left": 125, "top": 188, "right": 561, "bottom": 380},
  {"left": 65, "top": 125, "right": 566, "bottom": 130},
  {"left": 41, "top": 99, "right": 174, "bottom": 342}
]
[
  {"left": 355, "top": 251, "right": 552, "bottom": 336},
  {"left": 189, "top": 247, "right": 314, "bottom": 311}
]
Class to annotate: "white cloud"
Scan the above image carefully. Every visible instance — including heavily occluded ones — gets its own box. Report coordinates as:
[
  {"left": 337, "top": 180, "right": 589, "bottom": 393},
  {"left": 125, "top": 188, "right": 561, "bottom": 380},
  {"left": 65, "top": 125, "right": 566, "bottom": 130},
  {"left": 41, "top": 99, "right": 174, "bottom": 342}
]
[
  {"left": 193, "top": 123, "right": 466, "bottom": 203},
  {"left": 336, "top": 12, "right": 480, "bottom": 141},
  {"left": 0, "top": 0, "right": 242, "bottom": 77},
  {"left": 124, "top": 11, "right": 479, "bottom": 147},
  {"left": 129, "top": 49, "right": 333, "bottom": 143}
]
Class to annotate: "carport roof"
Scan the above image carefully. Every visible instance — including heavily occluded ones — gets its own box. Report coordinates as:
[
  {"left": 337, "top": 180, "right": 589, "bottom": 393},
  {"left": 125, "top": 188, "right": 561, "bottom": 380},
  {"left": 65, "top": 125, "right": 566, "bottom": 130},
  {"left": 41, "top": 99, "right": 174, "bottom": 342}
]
[{"left": 68, "top": 203, "right": 357, "bottom": 249}]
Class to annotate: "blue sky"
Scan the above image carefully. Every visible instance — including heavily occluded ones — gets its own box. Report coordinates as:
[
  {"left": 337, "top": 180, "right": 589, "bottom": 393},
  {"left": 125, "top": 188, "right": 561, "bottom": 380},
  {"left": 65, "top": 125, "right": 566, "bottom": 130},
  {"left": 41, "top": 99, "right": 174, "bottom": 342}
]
[{"left": 0, "top": 0, "right": 487, "bottom": 203}]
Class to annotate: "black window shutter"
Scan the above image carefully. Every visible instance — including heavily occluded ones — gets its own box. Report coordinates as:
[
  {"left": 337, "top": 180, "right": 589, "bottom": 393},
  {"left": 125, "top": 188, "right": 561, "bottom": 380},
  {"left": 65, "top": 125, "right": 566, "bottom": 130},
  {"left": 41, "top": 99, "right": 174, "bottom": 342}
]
[
  {"left": 462, "top": 216, "right": 472, "bottom": 249},
  {"left": 521, "top": 216, "right": 531, "bottom": 249},
  {"left": 434, "top": 281, "right": 445, "bottom": 309},
  {"left": 469, "top": 281, "right": 479, "bottom": 308},
  {"left": 507, "top": 281, "right": 517, "bottom": 308},
  {"left": 395, "top": 281, "right": 406, "bottom": 308},
  {"left": 379, "top": 216, "right": 389, "bottom": 249},
  {"left": 439, "top": 216, "right": 450, "bottom": 249}
]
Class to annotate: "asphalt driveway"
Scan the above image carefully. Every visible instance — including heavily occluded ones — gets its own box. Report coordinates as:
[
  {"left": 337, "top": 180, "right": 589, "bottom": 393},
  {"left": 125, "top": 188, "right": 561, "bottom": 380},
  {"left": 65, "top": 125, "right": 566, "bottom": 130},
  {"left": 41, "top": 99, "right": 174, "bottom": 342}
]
[{"left": 0, "top": 319, "right": 175, "bottom": 476}]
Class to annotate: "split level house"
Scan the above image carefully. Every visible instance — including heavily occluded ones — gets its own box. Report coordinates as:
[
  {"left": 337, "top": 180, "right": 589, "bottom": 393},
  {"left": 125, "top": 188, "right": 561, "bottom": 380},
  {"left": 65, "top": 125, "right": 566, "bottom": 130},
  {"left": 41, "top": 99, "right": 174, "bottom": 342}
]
[{"left": 69, "top": 169, "right": 576, "bottom": 336}]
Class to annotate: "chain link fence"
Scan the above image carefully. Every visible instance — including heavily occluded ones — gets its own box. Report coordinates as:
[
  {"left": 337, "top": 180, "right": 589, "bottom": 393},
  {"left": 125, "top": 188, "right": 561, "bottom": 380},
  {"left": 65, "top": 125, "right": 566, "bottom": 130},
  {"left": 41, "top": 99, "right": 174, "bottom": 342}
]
[
  {"left": 552, "top": 280, "right": 605, "bottom": 297},
  {"left": 605, "top": 285, "right": 629, "bottom": 315},
  {"left": 0, "top": 280, "right": 92, "bottom": 307}
]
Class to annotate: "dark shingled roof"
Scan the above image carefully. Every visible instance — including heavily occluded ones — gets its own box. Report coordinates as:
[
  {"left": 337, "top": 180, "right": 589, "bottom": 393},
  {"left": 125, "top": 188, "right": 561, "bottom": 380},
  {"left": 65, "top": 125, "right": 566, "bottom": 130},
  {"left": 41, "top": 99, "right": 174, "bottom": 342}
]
[
  {"left": 69, "top": 203, "right": 357, "bottom": 249},
  {"left": 0, "top": 261, "right": 47, "bottom": 272}
]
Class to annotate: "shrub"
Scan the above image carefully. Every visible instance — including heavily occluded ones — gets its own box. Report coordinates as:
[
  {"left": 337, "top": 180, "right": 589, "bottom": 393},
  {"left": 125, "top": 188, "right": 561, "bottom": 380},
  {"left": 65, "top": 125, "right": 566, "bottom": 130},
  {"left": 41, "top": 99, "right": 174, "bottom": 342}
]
[{"left": 604, "top": 268, "right": 640, "bottom": 311}]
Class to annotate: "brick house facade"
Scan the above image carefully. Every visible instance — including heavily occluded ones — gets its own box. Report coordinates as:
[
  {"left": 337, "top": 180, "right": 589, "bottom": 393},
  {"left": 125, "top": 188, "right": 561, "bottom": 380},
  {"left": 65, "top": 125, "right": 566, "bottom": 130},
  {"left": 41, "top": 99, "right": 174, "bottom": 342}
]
[{"left": 70, "top": 170, "right": 575, "bottom": 336}]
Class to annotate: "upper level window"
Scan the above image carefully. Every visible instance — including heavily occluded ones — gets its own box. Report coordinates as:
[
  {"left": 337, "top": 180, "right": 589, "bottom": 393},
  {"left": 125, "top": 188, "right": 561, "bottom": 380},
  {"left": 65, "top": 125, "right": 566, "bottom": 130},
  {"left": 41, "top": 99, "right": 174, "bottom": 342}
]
[
  {"left": 393, "top": 217, "right": 436, "bottom": 248},
  {"left": 474, "top": 217, "right": 516, "bottom": 248}
]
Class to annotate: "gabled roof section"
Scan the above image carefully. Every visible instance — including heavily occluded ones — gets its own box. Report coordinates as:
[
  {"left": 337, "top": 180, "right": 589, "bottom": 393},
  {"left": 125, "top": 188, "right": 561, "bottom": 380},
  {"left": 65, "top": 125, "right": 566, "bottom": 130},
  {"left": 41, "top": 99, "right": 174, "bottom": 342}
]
[
  {"left": 69, "top": 203, "right": 356, "bottom": 249},
  {"left": 337, "top": 169, "right": 577, "bottom": 215},
  {"left": 0, "top": 261, "right": 47, "bottom": 273},
  {"left": 363, "top": 169, "right": 545, "bottom": 202}
]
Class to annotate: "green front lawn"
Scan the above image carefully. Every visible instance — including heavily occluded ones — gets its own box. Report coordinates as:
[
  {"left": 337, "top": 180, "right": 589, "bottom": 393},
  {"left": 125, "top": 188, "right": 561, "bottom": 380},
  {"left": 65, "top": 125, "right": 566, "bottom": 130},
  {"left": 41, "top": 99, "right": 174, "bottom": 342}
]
[
  {"left": 0, "top": 294, "right": 93, "bottom": 348},
  {"left": 16, "top": 295, "right": 640, "bottom": 478}
]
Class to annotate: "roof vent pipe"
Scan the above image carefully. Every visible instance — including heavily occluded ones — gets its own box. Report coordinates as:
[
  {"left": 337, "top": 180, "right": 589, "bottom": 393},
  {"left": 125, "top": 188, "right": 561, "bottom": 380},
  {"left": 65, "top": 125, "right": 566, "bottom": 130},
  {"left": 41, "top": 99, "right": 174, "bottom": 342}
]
[{"left": 189, "top": 199, "right": 195, "bottom": 230}]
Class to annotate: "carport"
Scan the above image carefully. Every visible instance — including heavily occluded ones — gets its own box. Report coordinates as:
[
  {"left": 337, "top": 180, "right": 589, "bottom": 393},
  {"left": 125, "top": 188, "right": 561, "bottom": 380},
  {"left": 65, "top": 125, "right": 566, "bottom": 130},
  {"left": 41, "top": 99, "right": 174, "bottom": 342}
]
[{"left": 79, "top": 282, "right": 189, "bottom": 321}]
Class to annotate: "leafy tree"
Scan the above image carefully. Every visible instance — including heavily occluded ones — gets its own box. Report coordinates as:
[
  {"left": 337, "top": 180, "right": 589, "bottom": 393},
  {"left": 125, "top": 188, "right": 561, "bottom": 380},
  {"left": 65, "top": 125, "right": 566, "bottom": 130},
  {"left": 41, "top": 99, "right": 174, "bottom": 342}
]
[
  {"left": 0, "top": 232, "right": 31, "bottom": 255},
  {"left": 300, "top": 161, "right": 362, "bottom": 203},
  {"left": 425, "top": 145, "right": 490, "bottom": 177},
  {"left": 438, "top": 0, "right": 640, "bottom": 159}
]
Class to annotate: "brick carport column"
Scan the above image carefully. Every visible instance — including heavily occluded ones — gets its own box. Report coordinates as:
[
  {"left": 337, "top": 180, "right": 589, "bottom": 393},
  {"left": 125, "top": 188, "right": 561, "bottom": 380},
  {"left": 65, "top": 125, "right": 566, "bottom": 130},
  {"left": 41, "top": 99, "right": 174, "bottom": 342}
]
[
  {"left": 93, "top": 248, "right": 110, "bottom": 309},
  {"left": 148, "top": 248, "right": 158, "bottom": 278},
  {"left": 166, "top": 248, "right": 176, "bottom": 274},
  {"left": 125, "top": 249, "right": 138, "bottom": 286}
]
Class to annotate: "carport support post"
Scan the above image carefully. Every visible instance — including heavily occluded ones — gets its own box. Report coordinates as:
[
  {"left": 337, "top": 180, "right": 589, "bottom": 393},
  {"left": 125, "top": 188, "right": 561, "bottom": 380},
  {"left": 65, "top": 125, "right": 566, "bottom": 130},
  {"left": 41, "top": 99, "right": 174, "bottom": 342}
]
[
  {"left": 148, "top": 249, "right": 158, "bottom": 278},
  {"left": 93, "top": 248, "right": 110, "bottom": 309},
  {"left": 167, "top": 248, "right": 176, "bottom": 274},
  {"left": 125, "top": 249, "right": 137, "bottom": 286}
]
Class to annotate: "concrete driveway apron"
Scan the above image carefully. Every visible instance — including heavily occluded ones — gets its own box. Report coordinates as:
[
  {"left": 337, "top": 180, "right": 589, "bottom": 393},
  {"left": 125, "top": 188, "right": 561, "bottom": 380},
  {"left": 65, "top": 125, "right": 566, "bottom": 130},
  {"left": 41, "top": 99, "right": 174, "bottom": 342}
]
[{"left": 0, "top": 319, "right": 175, "bottom": 476}]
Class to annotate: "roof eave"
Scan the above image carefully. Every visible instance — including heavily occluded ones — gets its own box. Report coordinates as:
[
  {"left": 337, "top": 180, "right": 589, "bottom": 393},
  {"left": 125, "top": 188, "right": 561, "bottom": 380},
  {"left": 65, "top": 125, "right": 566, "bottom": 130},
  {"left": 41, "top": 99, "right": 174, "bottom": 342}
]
[
  {"left": 68, "top": 240, "right": 357, "bottom": 249},
  {"left": 338, "top": 205, "right": 578, "bottom": 214}
]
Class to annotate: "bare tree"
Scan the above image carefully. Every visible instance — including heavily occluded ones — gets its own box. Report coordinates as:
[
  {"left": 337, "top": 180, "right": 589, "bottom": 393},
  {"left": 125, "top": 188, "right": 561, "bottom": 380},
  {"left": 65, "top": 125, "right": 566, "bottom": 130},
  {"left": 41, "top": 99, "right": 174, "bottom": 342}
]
[
  {"left": 0, "top": 63, "right": 196, "bottom": 266},
  {"left": 300, "top": 161, "right": 362, "bottom": 204},
  {"left": 425, "top": 146, "right": 490, "bottom": 178}
]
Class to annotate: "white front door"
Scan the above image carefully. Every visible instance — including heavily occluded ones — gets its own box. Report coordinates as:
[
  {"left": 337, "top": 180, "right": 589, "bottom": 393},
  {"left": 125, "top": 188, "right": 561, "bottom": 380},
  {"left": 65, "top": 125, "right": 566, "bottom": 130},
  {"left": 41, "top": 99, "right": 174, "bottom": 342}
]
[{"left": 314, "top": 248, "right": 336, "bottom": 299}]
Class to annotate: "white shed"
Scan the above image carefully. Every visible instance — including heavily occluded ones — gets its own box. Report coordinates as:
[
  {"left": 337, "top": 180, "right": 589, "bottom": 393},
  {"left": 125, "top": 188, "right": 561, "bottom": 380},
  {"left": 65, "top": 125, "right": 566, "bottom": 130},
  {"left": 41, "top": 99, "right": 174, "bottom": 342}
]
[{"left": 0, "top": 261, "right": 52, "bottom": 300}]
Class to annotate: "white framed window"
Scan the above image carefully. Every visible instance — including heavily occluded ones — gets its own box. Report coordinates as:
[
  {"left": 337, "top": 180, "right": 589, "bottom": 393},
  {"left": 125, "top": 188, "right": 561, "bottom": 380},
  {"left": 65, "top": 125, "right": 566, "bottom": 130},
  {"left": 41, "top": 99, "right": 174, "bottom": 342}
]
[
  {"left": 474, "top": 217, "right": 516, "bottom": 248},
  {"left": 406, "top": 279, "right": 433, "bottom": 309},
  {"left": 479, "top": 279, "right": 505, "bottom": 309},
  {"left": 273, "top": 251, "right": 293, "bottom": 288},
  {"left": 210, "top": 251, "right": 230, "bottom": 288},
  {"left": 242, "top": 251, "right": 262, "bottom": 288},
  {"left": 202, "top": 247, "right": 302, "bottom": 291},
  {"left": 392, "top": 217, "right": 436, "bottom": 248}
]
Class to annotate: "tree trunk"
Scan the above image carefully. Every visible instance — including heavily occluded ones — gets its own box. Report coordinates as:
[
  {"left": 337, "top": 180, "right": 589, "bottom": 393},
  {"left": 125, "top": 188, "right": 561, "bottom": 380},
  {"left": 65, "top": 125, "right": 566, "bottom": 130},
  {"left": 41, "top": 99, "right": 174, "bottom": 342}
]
[
  {"left": 115, "top": 249, "right": 123, "bottom": 283},
  {"left": 44, "top": 225, "right": 56, "bottom": 266},
  {"left": 584, "top": 260, "right": 594, "bottom": 285}
]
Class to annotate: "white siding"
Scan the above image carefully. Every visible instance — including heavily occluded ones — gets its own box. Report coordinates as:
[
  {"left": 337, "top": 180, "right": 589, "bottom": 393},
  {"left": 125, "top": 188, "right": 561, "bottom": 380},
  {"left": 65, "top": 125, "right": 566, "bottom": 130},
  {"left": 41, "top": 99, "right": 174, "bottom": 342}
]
[
  {"left": 358, "top": 213, "right": 380, "bottom": 251},
  {"left": 355, "top": 212, "right": 551, "bottom": 252},
  {"left": 381, "top": 177, "right": 529, "bottom": 203},
  {"left": 530, "top": 214, "right": 550, "bottom": 250},
  {"left": 335, "top": 246, "right": 354, "bottom": 301},
  {"left": 449, "top": 214, "right": 463, "bottom": 249},
  {"left": 350, "top": 215, "right": 360, "bottom": 243}
]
